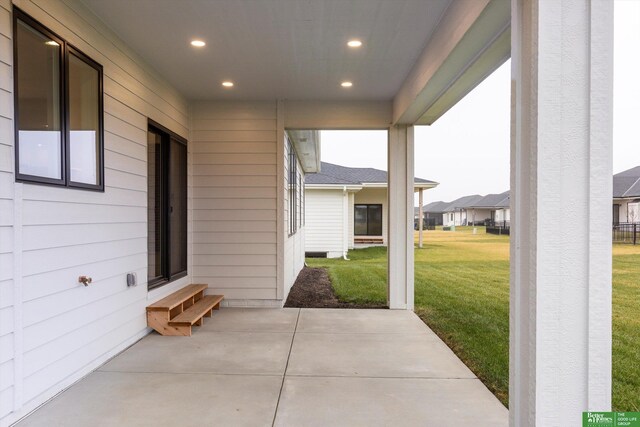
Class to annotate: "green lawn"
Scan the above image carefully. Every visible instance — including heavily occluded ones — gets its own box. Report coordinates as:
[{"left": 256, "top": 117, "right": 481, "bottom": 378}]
[{"left": 306, "top": 226, "right": 640, "bottom": 411}]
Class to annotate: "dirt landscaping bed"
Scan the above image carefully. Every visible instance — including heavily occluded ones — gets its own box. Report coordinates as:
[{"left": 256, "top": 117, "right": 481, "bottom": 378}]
[{"left": 284, "top": 266, "right": 386, "bottom": 309}]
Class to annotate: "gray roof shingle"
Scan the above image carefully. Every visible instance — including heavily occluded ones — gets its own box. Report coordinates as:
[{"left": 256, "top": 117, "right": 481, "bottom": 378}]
[
  {"left": 613, "top": 166, "right": 640, "bottom": 198},
  {"left": 422, "top": 191, "right": 510, "bottom": 213},
  {"left": 423, "top": 200, "right": 451, "bottom": 213},
  {"left": 306, "top": 162, "right": 436, "bottom": 186},
  {"left": 443, "top": 195, "right": 484, "bottom": 212},
  {"left": 468, "top": 191, "right": 510, "bottom": 209}
]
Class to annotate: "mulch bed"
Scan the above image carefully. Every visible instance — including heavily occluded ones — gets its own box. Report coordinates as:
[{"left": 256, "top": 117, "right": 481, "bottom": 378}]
[{"left": 284, "top": 266, "right": 386, "bottom": 309}]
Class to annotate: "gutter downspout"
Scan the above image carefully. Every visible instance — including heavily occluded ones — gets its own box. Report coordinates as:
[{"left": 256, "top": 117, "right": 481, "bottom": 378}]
[{"left": 343, "top": 186, "right": 350, "bottom": 260}]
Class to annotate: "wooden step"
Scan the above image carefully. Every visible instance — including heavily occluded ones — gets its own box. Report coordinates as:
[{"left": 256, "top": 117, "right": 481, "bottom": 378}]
[
  {"left": 169, "top": 295, "right": 224, "bottom": 326},
  {"left": 147, "top": 284, "right": 208, "bottom": 312},
  {"left": 146, "top": 283, "right": 224, "bottom": 336},
  {"left": 354, "top": 237, "right": 384, "bottom": 244}
]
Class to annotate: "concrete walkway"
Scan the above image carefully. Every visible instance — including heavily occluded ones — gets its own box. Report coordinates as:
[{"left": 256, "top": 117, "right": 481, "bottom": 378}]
[{"left": 18, "top": 308, "right": 508, "bottom": 426}]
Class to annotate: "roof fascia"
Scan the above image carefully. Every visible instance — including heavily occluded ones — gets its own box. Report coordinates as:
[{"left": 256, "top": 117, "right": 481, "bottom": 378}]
[
  {"left": 306, "top": 184, "right": 362, "bottom": 192},
  {"left": 392, "top": 0, "right": 510, "bottom": 125}
]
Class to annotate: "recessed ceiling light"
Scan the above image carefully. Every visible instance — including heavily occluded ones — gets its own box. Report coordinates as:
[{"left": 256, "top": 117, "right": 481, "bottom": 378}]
[
  {"left": 222, "top": 81, "right": 234, "bottom": 88},
  {"left": 341, "top": 81, "right": 353, "bottom": 88},
  {"left": 347, "top": 40, "right": 362, "bottom": 48},
  {"left": 45, "top": 41, "right": 60, "bottom": 46},
  {"left": 190, "top": 40, "right": 206, "bottom": 47}
]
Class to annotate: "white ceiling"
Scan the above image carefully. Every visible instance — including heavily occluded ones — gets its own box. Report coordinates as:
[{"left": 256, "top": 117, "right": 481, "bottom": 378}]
[{"left": 80, "top": 0, "right": 452, "bottom": 101}]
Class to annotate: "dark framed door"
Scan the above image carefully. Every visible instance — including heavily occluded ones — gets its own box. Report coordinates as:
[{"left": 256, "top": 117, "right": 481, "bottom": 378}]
[
  {"left": 354, "top": 204, "right": 383, "bottom": 236},
  {"left": 147, "top": 122, "right": 187, "bottom": 289}
]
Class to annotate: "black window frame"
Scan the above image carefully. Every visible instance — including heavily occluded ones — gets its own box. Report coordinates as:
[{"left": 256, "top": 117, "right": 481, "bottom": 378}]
[
  {"left": 13, "top": 8, "right": 104, "bottom": 191},
  {"left": 354, "top": 204, "right": 383, "bottom": 236},
  {"left": 297, "top": 171, "right": 303, "bottom": 229},
  {"left": 147, "top": 120, "right": 188, "bottom": 290},
  {"left": 288, "top": 138, "right": 298, "bottom": 236}
]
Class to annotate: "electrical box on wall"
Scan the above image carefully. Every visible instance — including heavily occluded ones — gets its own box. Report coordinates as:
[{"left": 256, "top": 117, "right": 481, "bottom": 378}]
[{"left": 126, "top": 273, "right": 137, "bottom": 287}]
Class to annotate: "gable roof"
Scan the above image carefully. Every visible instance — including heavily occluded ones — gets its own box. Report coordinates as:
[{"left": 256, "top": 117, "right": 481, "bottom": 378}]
[
  {"left": 306, "top": 162, "right": 437, "bottom": 187},
  {"left": 468, "top": 190, "right": 510, "bottom": 209},
  {"left": 613, "top": 166, "right": 640, "bottom": 198},
  {"left": 423, "top": 200, "right": 452, "bottom": 213},
  {"left": 442, "top": 194, "right": 484, "bottom": 212},
  {"left": 422, "top": 191, "right": 510, "bottom": 213}
]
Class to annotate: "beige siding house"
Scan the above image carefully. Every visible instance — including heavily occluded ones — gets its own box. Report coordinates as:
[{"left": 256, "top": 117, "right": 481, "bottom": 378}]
[{"left": 305, "top": 162, "right": 437, "bottom": 258}]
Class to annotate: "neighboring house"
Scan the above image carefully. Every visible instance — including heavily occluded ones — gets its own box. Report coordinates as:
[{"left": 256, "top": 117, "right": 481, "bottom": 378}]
[
  {"left": 305, "top": 162, "right": 437, "bottom": 258},
  {"left": 442, "top": 194, "right": 483, "bottom": 226},
  {"left": 468, "top": 190, "right": 510, "bottom": 226},
  {"left": 420, "top": 201, "right": 450, "bottom": 226},
  {"left": 423, "top": 191, "right": 510, "bottom": 227},
  {"left": 613, "top": 166, "right": 640, "bottom": 224}
]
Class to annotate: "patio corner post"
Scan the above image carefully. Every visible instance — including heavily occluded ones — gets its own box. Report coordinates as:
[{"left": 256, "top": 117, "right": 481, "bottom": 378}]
[
  {"left": 510, "top": 0, "right": 613, "bottom": 426},
  {"left": 388, "top": 124, "right": 415, "bottom": 310},
  {"left": 418, "top": 188, "right": 424, "bottom": 249}
]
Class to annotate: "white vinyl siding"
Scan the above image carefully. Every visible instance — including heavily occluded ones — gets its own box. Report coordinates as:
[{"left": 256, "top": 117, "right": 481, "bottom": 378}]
[
  {"left": 304, "top": 189, "right": 345, "bottom": 257},
  {"left": 0, "top": 0, "right": 14, "bottom": 418},
  {"left": 191, "top": 102, "right": 279, "bottom": 302},
  {"left": 1, "top": 1, "right": 190, "bottom": 424}
]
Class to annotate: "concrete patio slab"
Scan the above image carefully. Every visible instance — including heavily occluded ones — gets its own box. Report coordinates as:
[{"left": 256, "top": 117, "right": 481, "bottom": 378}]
[
  {"left": 297, "top": 308, "right": 433, "bottom": 334},
  {"left": 287, "top": 332, "right": 476, "bottom": 378},
  {"left": 200, "top": 307, "right": 299, "bottom": 333},
  {"left": 19, "top": 371, "right": 281, "bottom": 427},
  {"left": 17, "top": 308, "right": 507, "bottom": 426},
  {"left": 274, "top": 376, "right": 508, "bottom": 427},
  {"left": 100, "top": 331, "right": 293, "bottom": 375}
]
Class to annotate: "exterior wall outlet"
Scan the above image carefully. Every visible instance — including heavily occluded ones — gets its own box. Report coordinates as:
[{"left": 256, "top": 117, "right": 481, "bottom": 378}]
[{"left": 126, "top": 272, "right": 137, "bottom": 287}]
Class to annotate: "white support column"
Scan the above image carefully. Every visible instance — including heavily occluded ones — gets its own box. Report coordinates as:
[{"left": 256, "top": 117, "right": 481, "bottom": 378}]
[
  {"left": 418, "top": 188, "right": 424, "bottom": 249},
  {"left": 387, "top": 125, "right": 415, "bottom": 310},
  {"left": 510, "top": 1, "right": 613, "bottom": 426},
  {"left": 343, "top": 187, "right": 349, "bottom": 259}
]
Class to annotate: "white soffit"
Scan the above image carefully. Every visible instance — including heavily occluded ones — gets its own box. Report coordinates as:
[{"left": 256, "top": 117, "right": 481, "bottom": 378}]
[
  {"left": 393, "top": 0, "right": 511, "bottom": 125},
  {"left": 78, "top": 0, "right": 452, "bottom": 102},
  {"left": 287, "top": 130, "right": 321, "bottom": 173}
]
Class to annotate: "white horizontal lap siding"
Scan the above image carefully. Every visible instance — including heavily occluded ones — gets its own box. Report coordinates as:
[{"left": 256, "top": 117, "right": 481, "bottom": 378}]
[
  {"left": 305, "top": 189, "right": 345, "bottom": 254},
  {"left": 191, "top": 102, "right": 278, "bottom": 302},
  {"left": 2, "top": 1, "right": 190, "bottom": 424},
  {"left": 0, "top": 1, "right": 14, "bottom": 420}
]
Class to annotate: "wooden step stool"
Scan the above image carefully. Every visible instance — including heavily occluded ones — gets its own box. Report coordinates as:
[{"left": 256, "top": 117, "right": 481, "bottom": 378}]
[{"left": 146, "top": 284, "right": 223, "bottom": 336}]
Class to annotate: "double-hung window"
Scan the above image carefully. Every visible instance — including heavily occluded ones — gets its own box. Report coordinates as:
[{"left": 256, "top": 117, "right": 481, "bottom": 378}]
[{"left": 14, "top": 9, "right": 104, "bottom": 190}]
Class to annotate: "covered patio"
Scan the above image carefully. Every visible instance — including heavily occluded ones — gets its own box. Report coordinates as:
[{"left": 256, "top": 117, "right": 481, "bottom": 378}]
[
  {"left": 17, "top": 308, "right": 507, "bottom": 426},
  {"left": 0, "top": 0, "right": 615, "bottom": 425}
]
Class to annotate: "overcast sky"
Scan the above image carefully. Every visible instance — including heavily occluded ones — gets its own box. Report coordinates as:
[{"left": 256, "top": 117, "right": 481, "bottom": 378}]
[{"left": 320, "top": 0, "right": 640, "bottom": 204}]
